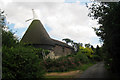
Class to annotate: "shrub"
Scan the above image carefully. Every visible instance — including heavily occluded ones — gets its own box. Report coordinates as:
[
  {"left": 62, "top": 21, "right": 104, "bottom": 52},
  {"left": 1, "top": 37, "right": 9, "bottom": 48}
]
[
  {"left": 2, "top": 30, "right": 18, "bottom": 47},
  {"left": 42, "top": 54, "right": 82, "bottom": 72},
  {"left": 2, "top": 46, "right": 45, "bottom": 79},
  {"left": 75, "top": 52, "right": 89, "bottom": 64},
  {"left": 41, "top": 47, "right": 94, "bottom": 72},
  {"left": 92, "top": 55, "right": 101, "bottom": 61},
  {"left": 79, "top": 46, "right": 94, "bottom": 58}
]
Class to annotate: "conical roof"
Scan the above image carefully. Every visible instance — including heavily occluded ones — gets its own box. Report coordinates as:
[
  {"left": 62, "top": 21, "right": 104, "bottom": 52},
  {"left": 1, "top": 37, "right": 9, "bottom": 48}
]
[
  {"left": 21, "top": 19, "right": 74, "bottom": 50},
  {"left": 21, "top": 20, "right": 54, "bottom": 45}
]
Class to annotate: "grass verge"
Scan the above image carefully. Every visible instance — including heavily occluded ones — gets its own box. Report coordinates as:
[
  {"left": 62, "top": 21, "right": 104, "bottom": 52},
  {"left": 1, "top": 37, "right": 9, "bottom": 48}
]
[
  {"left": 44, "top": 62, "right": 95, "bottom": 78},
  {"left": 79, "top": 63, "right": 95, "bottom": 71}
]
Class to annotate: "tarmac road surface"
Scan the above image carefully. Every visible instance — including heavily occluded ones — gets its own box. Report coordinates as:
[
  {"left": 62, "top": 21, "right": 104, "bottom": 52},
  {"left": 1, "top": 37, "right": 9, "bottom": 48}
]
[{"left": 78, "top": 62, "right": 110, "bottom": 78}]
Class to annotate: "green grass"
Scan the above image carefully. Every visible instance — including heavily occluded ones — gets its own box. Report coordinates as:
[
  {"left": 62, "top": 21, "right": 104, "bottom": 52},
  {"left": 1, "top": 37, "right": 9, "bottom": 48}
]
[
  {"left": 79, "top": 63, "right": 95, "bottom": 71},
  {"left": 67, "top": 62, "right": 95, "bottom": 71}
]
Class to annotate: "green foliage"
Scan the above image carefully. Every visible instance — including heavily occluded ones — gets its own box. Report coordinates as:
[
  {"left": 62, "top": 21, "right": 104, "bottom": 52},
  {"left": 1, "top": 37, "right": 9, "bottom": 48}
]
[
  {"left": 44, "top": 50, "right": 50, "bottom": 55},
  {"left": 32, "top": 48, "right": 49, "bottom": 59},
  {"left": 88, "top": 2, "right": 120, "bottom": 73},
  {"left": 62, "top": 38, "right": 80, "bottom": 52},
  {"left": 79, "top": 46, "right": 94, "bottom": 58},
  {"left": 94, "top": 45, "right": 103, "bottom": 61},
  {"left": 85, "top": 43, "right": 91, "bottom": 48},
  {"left": 92, "top": 55, "right": 101, "bottom": 61},
  {"left": 42, "top": 50, "right": 91, "bottom": 72},
  {"left": 2, "top": 45, "right": 45, "bottom": 79},
  {"left": 2, "top": 30, "right": 18, "bottom": 47},
  {"left": 77, "top": 45, "right": 103, "bottom": 63},
  {"left": 62, "top": 38, "right": 72, "bottom": 44},
  {"left": 75, "top": 52, "right": 89, "bottom": 64},
  {"left": 79, "top": 63, "right": 94, "bottom": 71}
]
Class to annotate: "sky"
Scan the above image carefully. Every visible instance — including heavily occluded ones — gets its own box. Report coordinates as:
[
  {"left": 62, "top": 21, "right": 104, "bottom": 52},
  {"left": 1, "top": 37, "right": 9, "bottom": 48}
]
[{"left": 0, "top": 0, "right": 103, "bottom": 48}]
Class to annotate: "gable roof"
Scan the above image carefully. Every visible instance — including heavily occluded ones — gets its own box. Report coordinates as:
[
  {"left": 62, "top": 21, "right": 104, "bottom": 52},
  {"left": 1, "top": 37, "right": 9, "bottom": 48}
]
[{"left": 52, "top": 39, "right": 73, "bottom": 49}]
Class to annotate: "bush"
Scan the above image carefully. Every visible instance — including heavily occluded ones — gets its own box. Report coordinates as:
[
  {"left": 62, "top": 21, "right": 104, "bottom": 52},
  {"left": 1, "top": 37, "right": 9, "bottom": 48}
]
[
  {"left": 92, "top": 55, "right": 101, "bottom": 61},
  {"left": 42, "top": 55, "right": 82, "bottom": 72},
  {"left": 75, "top": 52, "right": 89, "bottom": 64},
  {"left": 79, "top": 46, "right": 94, "bottom": 58},
  {"left": 42, "top": 53, "right": 89, "bottom": 72},
  {"left": 2, "top": 30, "right": 18, "bottom": 47},
  {"left": 2, "top": 46, "right": 45, "bottom": 79},
  {"left": 42, "top": 50, "right": 92, "bottom": 72}
]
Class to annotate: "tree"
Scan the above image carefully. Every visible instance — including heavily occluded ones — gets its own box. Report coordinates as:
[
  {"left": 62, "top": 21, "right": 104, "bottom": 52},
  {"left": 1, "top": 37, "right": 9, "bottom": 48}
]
[
  {"left": 0, "top": 9, "right": 5, "bottom": 79},
  {"left": 2, "top": 30, "right": 18, "bottom": 47},
  {"left": 0, "top": 9, "right": 18, "bottom": 47},
  {"left": 88, "top": 2, "right": 120, "bottom": 73},
  {"left": 62, "top": 38, "right": 72, "bottom": 44},
  {"left": 90, "top": 45, "right": 94, "bottom": 50},
  {"left": 94, "top": 45, "right": 103, "bottom": 61},
  {"left": 73, "top": 42, "right": 79, "bottom": 52},
  {"left": 78, "top": 43, "right": 83, "bottom": 47},
  {"left": 62, "top": 38, "right": 82, "bottom": 52},
  {"left": 79, "top": 46, "right": 94, "bottom": 58},
  {"left": 85, "top": 43, "right": 91, "bottom": 48},
  {"left": 0, "top": 9, "right": 6, "bottom": 28}
]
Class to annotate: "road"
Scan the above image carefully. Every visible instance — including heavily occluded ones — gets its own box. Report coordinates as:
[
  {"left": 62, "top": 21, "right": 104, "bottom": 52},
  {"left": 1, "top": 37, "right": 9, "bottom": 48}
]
[{"left": 76, "top": 62, "right": 110, "bottom": 78}]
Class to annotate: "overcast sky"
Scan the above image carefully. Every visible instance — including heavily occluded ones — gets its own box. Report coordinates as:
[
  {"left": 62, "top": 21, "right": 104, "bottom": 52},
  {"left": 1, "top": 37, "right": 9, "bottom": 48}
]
[{"left": 0, "top": 0, "right": 102, "bottom": 47}]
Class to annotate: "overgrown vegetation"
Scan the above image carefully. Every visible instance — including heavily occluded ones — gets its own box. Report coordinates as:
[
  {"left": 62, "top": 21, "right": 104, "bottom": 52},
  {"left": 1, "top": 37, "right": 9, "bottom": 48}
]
[
  {"left": 42, "top": 45, "right": 101, "bottom": 72},
  {"left": 2, "top": 46, "right": 45, "bottom": 79},
  {"left": 87, "top": 2, "right": 120, "bottom": 74}
]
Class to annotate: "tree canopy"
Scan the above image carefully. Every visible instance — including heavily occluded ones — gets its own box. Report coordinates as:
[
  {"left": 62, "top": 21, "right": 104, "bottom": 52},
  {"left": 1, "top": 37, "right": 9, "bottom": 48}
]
[{"left": 88, "top": 2, "right": 120, "bottom": 73}]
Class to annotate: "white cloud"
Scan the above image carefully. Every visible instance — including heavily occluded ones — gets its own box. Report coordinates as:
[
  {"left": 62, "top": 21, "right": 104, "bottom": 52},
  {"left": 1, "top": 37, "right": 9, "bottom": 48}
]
[
  {"left": 0, "top": 1, "right": 101, "bottom": 47},
  {"left": 5, "top": 0, "right": 65, "bottom": 2},
  {"left": 0, "top": 0, "right": 13, "bottom": 6}
]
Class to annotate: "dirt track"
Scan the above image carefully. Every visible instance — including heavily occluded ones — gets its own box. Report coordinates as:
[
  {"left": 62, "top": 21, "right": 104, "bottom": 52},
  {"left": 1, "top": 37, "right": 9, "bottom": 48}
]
[{"left": 45, "top": 70, "right": 83, "bottom": 77}]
